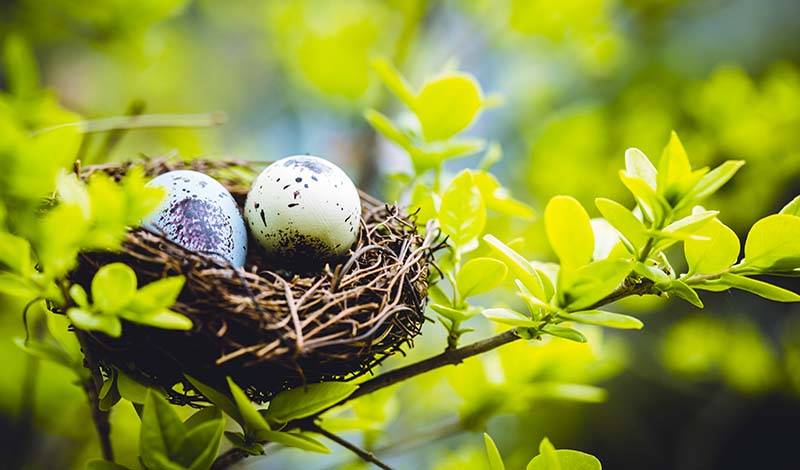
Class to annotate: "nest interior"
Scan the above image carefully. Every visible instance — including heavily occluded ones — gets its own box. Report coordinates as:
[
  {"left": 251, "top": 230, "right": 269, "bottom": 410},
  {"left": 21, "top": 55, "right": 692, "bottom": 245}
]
[{"left": 73, "top": 158, "right": 434, "bottom": 403}]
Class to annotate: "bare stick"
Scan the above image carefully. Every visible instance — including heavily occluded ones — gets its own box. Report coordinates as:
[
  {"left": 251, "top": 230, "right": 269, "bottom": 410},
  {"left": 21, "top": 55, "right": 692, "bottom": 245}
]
[
  {"left": 306, "top": 423, "right": 395, "bottom": 470},
  {"left": 75, "top": 330, "right": 114, "bottom": 462},
  {"left": 30, "top": 112, "right": 227, "bottom": 136}
]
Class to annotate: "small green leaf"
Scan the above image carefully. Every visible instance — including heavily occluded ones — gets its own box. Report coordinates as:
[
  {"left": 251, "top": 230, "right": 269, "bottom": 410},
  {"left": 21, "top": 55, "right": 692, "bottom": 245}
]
[
  {"left": 482, "top": 308, "right": 539, "bottom": 327},
  {"left": 128, "top": 276, "right": 186, "bottom": 314},
  {"left": 619, "top": 170, "right": 667, "bottom": 225},
  {"left": 253, "top": 429, "right": 331, "bottom": 453},
  {"left": 679, "top": 160, "right": 745, "bottom": 207},
  {"left": 474, "top": 171, "right": 535, "bottom": 219},
  {"left": 685, "top": 218, "right": 740, "bottom": 275},
  {"left": 264, "top": 382, "right": 358, "bottom": 424},
  {"left": 439, "top": 170, "right": 486, "bottom": 247},
  {"left": 14, "top": 337, "right": 75, "bottom": 370},
  {"left": 141, "top": 390, "right": 186, "bottom": 470},
  {"left": 595, "top": 198, "right": 647, "bottom": 249},
  {"left": 560, "top": 310, "right": 643, "bottom": 330},
  {"left": 780, "top": 195, "right": 800, "bottom": 217},
  {"left": 544, "top": 196, "right": 594, "bottom": 270},
  {"left": 364, "top": 109, "right": 412, "bottom": 151},
  {"left": 116, "top": 371, "right": 151, "bottom": 404},
  {"left": 559, "top": 259, "right": 632, "bottom": 311},
  {"left": 657, "top": 131, "right": 692, "bottom": 198},
  {"left": 457, "top": 258, "right": 508, "bottom": 299},
  {"left": 69, "top": 284, "right": 89, "bottom": 308},
  {"left": 184, "top": 406, "right": 222, "bottom": 430},
  {"left": 527, "top": 444, "right": 602, "bottom": 470},
  {"left": 484, "top": 235, "right": 546, "bottom": 301},
  {"left": 541, "top": 325, "right": 587, "bottom": 343},
  {"left": 484, "top": 433, "right": 506, "bottom": 470},
  {"left": 522, "top": 383, "right": 607, "bottom": 403},
  {"left": 661, "top": 210, "right": 719, "bottom": 235},
  {"left": 67, "top": 308, "right": 122, "bottom": 337},
  {"left": 56, "top": 171, "right": 91, "bottom": 218},
  {"left": 667, "top": 280, "right": 704, "bottom": 308},
  {"left": 414, "top": 73, "right": 483, "bottom": 141},
  {"left": 537, "top": 438, "right": 561, "bottom": 470},
  {"left": 430, "top": 303, "right": 474, "bottom": 323},
  {"left": 742, "top": 214, "right": 800, "bottom": 271},
  {"left": 185, "top": 376, "right": 240, "bottom": 424},
  {"left": 718, "top": 273, "right": 800, "bottom": 302},
  {"left": 98, "top": 373, "right": 121, "bottom": 411},
  {"left": 372, "top": 58, "right": 416, "bottom": 110},
  {"left": 0, "top": 272, "right": 39, "bottom": 298},
  {"left": 410, "top": 182, "right": 438, "bottom": 225},
  {"left": 125, "top": 309, "right": 193, "bottom": 331},
  {"left": 224, "top": 431, "right": 264, "bottom": 455},
  {"left": 227, "top": 377, "right": 270, "bottom": 434},
  {"left": 0, "top": 232, "right": 33, "bottom": 275},
  {"left": 624, "top": 148, "right": 657, "bottom": 189},
  {"left": 175, "top": 418, "right": 224, "bottom": 470},
  {"left": 92, "top": 263, "right": 138, "bottom": 313}
]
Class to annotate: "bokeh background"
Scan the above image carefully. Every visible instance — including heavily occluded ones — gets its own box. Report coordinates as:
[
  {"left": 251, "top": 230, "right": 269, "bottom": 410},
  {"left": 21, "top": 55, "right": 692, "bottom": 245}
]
[{"left": 1, "top": 0, "right": 800, "bottom": 469}]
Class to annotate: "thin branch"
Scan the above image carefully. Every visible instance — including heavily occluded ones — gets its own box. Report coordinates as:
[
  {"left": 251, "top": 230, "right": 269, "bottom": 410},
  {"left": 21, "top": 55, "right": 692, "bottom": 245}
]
[
  {"left": 75, "top": 330, "right": 114, "bottom": 462},
  {"left": 305, "top": 423, "right": 395, "bottom": 470},
  {"left": 211, "top": 448, "right": 251, "bottom": 470},
  {"left": 30, "top": 112, "right": 227, "bottom": 136}
]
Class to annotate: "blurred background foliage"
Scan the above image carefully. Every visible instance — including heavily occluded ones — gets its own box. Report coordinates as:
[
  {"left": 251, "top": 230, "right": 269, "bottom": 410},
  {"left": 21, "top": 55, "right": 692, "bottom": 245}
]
[{"left": 1, "top": 0, "right": 799, "bottom": 469}]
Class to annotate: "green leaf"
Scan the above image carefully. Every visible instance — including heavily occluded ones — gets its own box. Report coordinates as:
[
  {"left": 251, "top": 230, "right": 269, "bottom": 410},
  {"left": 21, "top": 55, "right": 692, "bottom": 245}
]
[
  {"left": 536, "top": 437, "right": 561, "bottom": 470},
  {"left": 2, "top": 34, "right": 39, "bottom": 98},
  {"left": 372, "top": 58, "right": 416, "bottom": 109},
  {"left": 667, "top": 280, "right": 704, "bottom": 308},
  {"left": 544, "top": 196, "right": 594, "bottom": 270},
  {"left": 482, "top": 308, "right": 539, "bottom": 327},
  {"left": 522, "top": 383, "right": 607, "bottom": 403},
  {"left": 129, "top": 276, "right": 186, "bottom": 313},
  {"left": 780, "top": 195, "right": 800, "bottom": 217},
  {"left": 661, "top": 210, "right": 719, "bottom": 235},
  {"left": 528, "top": 444, "right": 602, "bottom": 470},
  {"left": 14, "top": 337, "right": 75, "bottom": 370},
  {"left": 121, "top": 166, "right": 166, "bottom": 223},
  {"left": 479, "top": 142, "right": 503, "bottom": 171},
  {"left": 657, "top": 131, "right": 692, "bottom": 197},
  {"left": 457, "top": 258, "right": 508, "bottom": 299},
  {"left": 116, "top": 371, "right": 150, "bottom": 404},
  {"left": 56, "top": 171, "right": 91, "bottom": 219},
  {"left": 92, "top": 263, "right": 138, "bottom": 313},
  {"left": 224, "top": 431, "right": 264, "bottom": 456},
  {"left": 679, "top": 160, "right": 745, "bottom": 207},
  {"left": 253, "top": 429, "right": 331, "bottom": 453},
  {"left": 126, "top": 309, "right": 193, "bottom": 331},
  {"left": 140, "top": 390, "right": 186, "bottom": 470},
  {"left": 0, "top": 272, "right": 39, "bottom": 298},
  {"left": 175, "top": 418, "right": 224, "bottom": 470},
  {"left": 484, "top": 433, "right": 506, "bottom": 470},
  {"left": 69, "top": 284, "right": 89, "bottom": 308},
  {"left": 410, "top": 182, "right": 438, "bottom": 225},
  {"left": 560, "top": 310, "right": 643, "bottom": 330},
  {"left": 685, "top": 218, "right": 740, "bottom": 275},
  {"left": 184, "top": 406, "right": 222, "bottom": 430},
  {"left": 484, "top": 235, "right": 547, "bottom": 301},
  {"left": 227, "top": 377, "right": 270, "bottom": 434},
  {"left": 364, "top": 109, "right": 412, "bottom": 151},
  {"left": 624, "top": 148, "right": 657, "bottom": 189},
  {"left": 414, "top": 73, "right": 483, "bottom": 141},
  {"left": 619, "top": 170, "right": 667, "bottom": 225},
  {"left": 595, "top": 198, "right": 648, "bottom": 250},
  {"left": 474, "top": 172, "right": 535, "bottom": 219},
  {"left": 718, "top": 273, "right": 800, "bottom": 302},
  {"left": 439, "top": 170, "right": 486, "bottom": 247},
  {"left": 742, "top": 214, "right": 800, "bottom": 271},
  {"left": 98, "top": 373, "right": 121, "bottom": 411},
  {"left": 185, "top": 376, "right": 240, "bottom": 424},
  {"left": 85, "top": 459, "right": 131, "bottom": 470},
  {"left": 0, "top": 232, "right": 33, "bottom": 275},
  {"left": 559, "top": 259, "right": 633, "bottom": 311},
  {"left": 67, "top": 308, "right": 122, "bottom": 337},
  {"left": 541, "top": 325, "right": 587, "bottom": 343},
  {"left": 430, "top": 303, "right": 473, "bottom": 323},
  {"left": 265, "top": 382, "right": 358, "bottom": 424}
]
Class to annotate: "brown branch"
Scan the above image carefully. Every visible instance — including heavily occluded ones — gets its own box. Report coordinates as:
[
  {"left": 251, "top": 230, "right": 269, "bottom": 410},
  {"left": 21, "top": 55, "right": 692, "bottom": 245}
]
[
  {"left": 75, "top": 330, "right": 114, "bottom": 462},
  {"left": 305, "top": 423, "right": 395, "bottom": 470},
  {"left": 211, "top": 447, "right": 251, "bottom": 470}
]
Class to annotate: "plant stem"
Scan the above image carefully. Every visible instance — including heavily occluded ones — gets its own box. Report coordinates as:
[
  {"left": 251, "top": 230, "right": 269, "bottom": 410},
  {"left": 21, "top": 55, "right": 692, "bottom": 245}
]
[
  {"left": 211, "top": 448, "right": 251, "bottom": 470},
  {"left": 305, "top": 423, "right": 395, "bottom": 470},
  {"left": 30, "top": 112, "right": 227, "bottom": 136},
  {"left": 75, "top": 330, "right": 114, "bottom": 462}
]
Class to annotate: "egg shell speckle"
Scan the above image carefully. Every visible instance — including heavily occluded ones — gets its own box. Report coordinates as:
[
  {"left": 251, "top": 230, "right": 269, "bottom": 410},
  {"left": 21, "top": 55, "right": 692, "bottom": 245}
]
[
  {"left": 144, "top": 170, "right": 248, "bottom": 268},
  {"left": 244, "top": 155, "right": 361, "bottom": 265}
]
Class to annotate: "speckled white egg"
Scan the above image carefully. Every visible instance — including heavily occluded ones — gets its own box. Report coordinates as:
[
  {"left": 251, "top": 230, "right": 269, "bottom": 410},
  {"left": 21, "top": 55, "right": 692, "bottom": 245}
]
[
  {"left": 143, "top": 170, "right": 248, "bottom": 268},
  {"left": 244, "top": 155, "right": 361, "bottom": 264}
]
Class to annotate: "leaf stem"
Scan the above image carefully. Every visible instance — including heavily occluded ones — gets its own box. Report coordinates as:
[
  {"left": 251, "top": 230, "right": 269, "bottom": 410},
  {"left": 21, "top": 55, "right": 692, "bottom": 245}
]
[
  {"left": 75, "top": 330, "right": 114, "bottom": 462},
  {"left": 30, "top": 112, "right": 227, "bottom": 136}
]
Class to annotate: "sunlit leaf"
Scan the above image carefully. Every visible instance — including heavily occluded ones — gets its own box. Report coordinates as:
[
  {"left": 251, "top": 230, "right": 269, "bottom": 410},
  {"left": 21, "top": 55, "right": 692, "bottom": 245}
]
[
  {"left": 678, "top": 160, "right": 745, "bottom": 208},
  {"left": 457, "top": 258, "right": 508, "bottom": 299},
  {"left": 484, "top": 433, "right": 506, "bottom": 470},
  {"left": 685, "top": 218, "right": 740, "bottom": 275},
  {"left": 482, "top": 308, "right": 539, "bottom": 327},
  {"left": 595, "top": 198, "right": 647, "bottom": 250},
  {"left": 67, "top": 308, "right": 122, "bottom": 337},
  {"left": 439, "top": 170, "right": 486, "bottom": 247},
  {"left": 484, "top": 235, "right": 546, "bottom": 301},
  {"left": 624, "top": 148, "right": 657, "bottom": 189},
  {"left": 92, "top": 263, "right": 137, "bottom": 313},
  {"left": 560, "top": 309, "right": 643, "bottom": 330},
  {"left": 253, "top": 429, "right": 330, "bottom": 453},
  {"left": 414, "top": 73, "right": 483, "bottom": 141},
  {"left": 716, "top": 273, "right": 800, "bottom": 302},
  {"left": 264, "top": 382, "right": 357, "bottom": 424},
  {"left": 140, "top": 390, "right": 186, "bottom": 470},
  {"left": 779, "top": 195, "right": 800, "bottom": 217},
  {"left": 544, "top": 196, "right": 594, "bottom": 269},
  {"left": 559, "top": 259, "right": 632, "bottom": 311},
  {"left": 541, "top": 325, "right": 586, "bottom": 343},
  {"left": 742, "top": 214, "right": 800, "bottom": 271},
  {"left": 227, "top": 377, "right": 270, "bottom": 434}
]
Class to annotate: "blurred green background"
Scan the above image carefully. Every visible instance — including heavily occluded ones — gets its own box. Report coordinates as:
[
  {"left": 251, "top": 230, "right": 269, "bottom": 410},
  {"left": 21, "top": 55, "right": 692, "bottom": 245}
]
[{"left": 1, "top": 0, "right": 799, "bottom": 469}]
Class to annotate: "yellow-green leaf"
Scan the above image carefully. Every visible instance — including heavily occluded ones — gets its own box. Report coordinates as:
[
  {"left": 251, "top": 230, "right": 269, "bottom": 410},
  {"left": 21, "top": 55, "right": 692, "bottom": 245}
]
[
  {"left": 414, "top": 73, "right": 483, "bottom": 141},
  {"left": 685, "top": 218, "right": 740, "bottom": 275},
  {"left": 457, "top": 258, "right": 508, "bottom": 299},
  {"left": 544, "top": 196, "right": 594, "bottom": 270}
]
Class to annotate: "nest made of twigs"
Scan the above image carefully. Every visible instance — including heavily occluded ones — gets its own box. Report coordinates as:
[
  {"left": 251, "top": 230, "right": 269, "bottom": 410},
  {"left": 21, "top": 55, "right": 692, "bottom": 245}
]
[{"left": 72, "top": 158, "right": 435, "bottom": 403}]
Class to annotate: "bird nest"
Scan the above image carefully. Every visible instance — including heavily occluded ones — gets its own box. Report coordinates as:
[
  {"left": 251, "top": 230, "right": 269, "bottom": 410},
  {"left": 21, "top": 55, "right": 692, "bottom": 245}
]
[{"left": 72, "top": 158, "right": 435, "bottom": 404}]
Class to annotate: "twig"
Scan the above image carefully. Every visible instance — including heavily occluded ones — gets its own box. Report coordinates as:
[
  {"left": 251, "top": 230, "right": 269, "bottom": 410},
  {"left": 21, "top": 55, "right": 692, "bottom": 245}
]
[
  {"left": 211, "top": 447, "right": 251, "bottom": 470},
  {"left": 30, "top": 112, "right": 227, "bottom": 136},
  {"left": 305, "top": 423, "right": 395, "bottom": 470},
  {"left": 75, "top": 330, "right": 114, "bottom": 462}
]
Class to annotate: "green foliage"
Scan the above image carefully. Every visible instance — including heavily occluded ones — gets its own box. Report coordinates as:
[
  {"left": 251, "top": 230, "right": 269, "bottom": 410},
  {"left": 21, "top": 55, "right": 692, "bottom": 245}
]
[
  {"left": 140, "top": 391, "right": 224, "bottom": 470},
  {"left": 66, "top": 263, "right": 191, "bottom": 337},
  {"left": 483, "top": 435, "right": 602, "bottom": 470},
  {"left": 263, "top": 382, "right": 358, "bottom": 424}
]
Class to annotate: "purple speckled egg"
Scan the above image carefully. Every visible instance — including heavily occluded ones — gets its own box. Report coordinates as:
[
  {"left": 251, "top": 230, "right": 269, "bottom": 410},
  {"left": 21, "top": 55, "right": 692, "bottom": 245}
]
[
  {"left": 244, "top": 155, "right": 361, "bottom": 264},
  {"left": 143, "top": 170, "right": 247, "bottom": 268}
]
